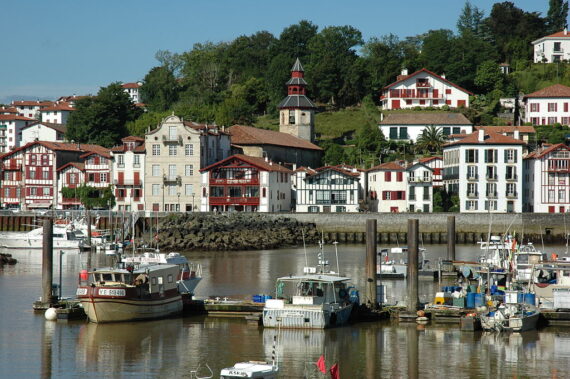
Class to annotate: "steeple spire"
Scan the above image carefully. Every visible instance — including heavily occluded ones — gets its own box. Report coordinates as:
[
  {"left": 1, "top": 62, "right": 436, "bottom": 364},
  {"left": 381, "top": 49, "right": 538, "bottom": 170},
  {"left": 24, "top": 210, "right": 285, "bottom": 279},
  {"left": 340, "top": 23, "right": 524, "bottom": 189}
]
[{"left": 291, "top": 58, "right": 304, "bottom": 72}]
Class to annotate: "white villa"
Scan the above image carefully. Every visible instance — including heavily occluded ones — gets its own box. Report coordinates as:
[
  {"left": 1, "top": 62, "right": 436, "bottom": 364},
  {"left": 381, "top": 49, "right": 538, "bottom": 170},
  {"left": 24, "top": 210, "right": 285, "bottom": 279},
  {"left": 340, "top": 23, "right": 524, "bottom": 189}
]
[
  {"left": 380, "top": 68, "right": 472, "bottom": 110},
  {"left": 532, "top": 29, "right": 570, "bottom": 63},
  {"left": 21, "top": 122, "right": 66, "bottom": 145},
  {"left": 379, "top": 112, "right": 473, "bottom": 142},
  {"left": 407, "top": 162, "right": 433, "bottom": 213},
  {"left": 523, "top": 84, "right": 570, "bottom": 126},
  {"left": 366, "top": 161, "right": 407, "bottom": 212}
]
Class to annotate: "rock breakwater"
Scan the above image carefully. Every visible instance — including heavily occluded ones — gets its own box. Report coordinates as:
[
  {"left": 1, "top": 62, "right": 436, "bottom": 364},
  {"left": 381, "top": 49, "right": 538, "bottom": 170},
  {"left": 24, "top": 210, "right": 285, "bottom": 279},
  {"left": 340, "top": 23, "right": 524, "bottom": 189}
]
[{"left": 152, "top": 213, "right": 320, "bottom": 251}]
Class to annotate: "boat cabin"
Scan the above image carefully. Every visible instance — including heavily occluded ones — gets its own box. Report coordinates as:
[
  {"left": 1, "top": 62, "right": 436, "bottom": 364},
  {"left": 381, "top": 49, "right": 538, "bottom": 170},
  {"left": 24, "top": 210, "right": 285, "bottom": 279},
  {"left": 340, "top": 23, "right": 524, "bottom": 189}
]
[
  {"left": 220, "top": 361, "right": 278, "bottom": 379},
  {"left": 273, "top": 274, "right": 352, "bottom": 306}
]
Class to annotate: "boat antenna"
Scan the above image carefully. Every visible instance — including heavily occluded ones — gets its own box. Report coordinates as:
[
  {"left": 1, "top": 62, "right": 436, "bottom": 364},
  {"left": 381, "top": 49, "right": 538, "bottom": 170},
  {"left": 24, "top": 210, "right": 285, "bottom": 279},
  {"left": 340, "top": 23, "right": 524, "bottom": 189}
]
[
  {"left": 333, "top": 241, "right": 340, "bottom": 276},
  {"left": 302, "top": 229, "right": 308, "bottom": 268}
]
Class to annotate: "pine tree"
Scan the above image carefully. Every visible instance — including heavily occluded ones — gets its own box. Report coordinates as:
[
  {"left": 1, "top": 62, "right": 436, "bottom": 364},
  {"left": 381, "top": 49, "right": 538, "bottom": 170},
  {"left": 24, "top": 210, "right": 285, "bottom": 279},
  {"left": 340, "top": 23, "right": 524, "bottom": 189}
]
[{"left": 547, "top": 0, "right": 569, "bottom": 34}]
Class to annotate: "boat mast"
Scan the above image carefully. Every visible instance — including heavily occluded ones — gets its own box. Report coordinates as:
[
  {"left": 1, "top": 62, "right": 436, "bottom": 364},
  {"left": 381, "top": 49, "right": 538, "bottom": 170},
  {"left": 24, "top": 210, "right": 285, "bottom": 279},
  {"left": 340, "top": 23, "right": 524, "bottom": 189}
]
[
  {"left": 333, "top": 241, "right": 340, "bottom": 276},
  {"left": 302, "top": 229, "right": 308, "bottom": 268}
]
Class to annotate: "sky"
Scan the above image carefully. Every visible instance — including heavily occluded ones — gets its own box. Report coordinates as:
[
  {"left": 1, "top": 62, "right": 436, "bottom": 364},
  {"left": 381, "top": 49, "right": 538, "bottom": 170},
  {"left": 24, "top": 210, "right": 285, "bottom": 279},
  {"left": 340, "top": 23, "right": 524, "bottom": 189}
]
[{"left": 0, "top": 0, "right": 550, "bottom": 103}]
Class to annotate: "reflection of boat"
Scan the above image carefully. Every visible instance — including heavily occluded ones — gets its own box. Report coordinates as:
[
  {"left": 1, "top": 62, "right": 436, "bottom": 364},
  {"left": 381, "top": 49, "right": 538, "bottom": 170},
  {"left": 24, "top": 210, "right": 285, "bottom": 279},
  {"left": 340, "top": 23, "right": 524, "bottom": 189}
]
[
  {"left": 0, "top": 225, "right": 86, "bottom": 249},
  {"left": 76, "top": 263, "right": 183, "bottom": 323},
  {"left": 480, "top": 303, "right": 540, "bottom": 332},
  {"left": 263, "top": 271, "right": 357, "bottom": 329},
  {"left": 122, "top": 251, "right": 202, "bottom": 295}
]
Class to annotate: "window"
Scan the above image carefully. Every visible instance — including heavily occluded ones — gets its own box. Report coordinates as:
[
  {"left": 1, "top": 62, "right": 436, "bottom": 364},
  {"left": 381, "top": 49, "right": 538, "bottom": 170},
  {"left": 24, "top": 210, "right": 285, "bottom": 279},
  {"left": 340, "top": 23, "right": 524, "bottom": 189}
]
[
  {"left": 168, "top": 126, "right": 177, "bottom": 140},
  {"left": 467, "top": 166, "right": 478, "bottom": 179},
  {"left": 308, "top": 206, "right": 319, "bottom": 213},
  {"left": 42, "top": 168, "right": 49, "bottom": 180},
  {"left": 452, "top": 127, "right": 460, "bottom": 134},
  {"left": 385, "top": 172, "right": 391, "bottom": 182},
  {"left": 396, "top": 172, "right": 403, "bottom": 182},
  {"left": 152, "top": 144, "right": 160, "bottom": 156},
  {"left": 506, "top": 183, "right": 517, "bottom": 196},
  {"left": 133, "top": 155, "right": 140, "bottom": 167},
  {"left": 117, "top": 154, "right": 124, "bottom": 167},
  {"left": 530, "top": 103, "right": 539, "bottom": 112},
  {"left": 336, "top": 206, "right": 346, "bottom": 213},
  {"left": 486, "top": 183, "right": 497, "bottom": 197},
  {"left": 169, "top": 145, "right": 177, "bottom": 156},
  {"left": 506, "top": 166, "right": 517, "bottom": 180},
  {"left": 467, "top": 183, "right": 477, "bottom": 196},
  {"left": 423, "top": 186, "right": 429, "bottom": 200},
  {"left": 384, "top": 191, "right": 391, "bottom": 200},
  {"left": 185, "top": 184, "right": 193, "bottom": 196},
  {"left": 548, "top": 103, "right": 558, "bottom": 112},
  {"left": 555, "top": 42, "right": 562, "bottom": 52},
  {"left": 504, "top": 149, "right": 517, "bottom": 163},
  {"left": 100, "top": 173, "right": 108, "bottom": 182},
  {"left": 399, "top": 127, "right": 408, "bottom": 140},
  {"left": 466, "top": 200, "right": 477, "bottom": 210},
  {"left": 185, "top": 144, "right": 193, "bottom": 156},
  {"left": 465, "top": 150, "right": 478, "bottom": 163},
  {"left": 152, "top": 164, "right": 160, "bottom": 177},
  {"left": 486, "top": 166, "right": 497, "bottom": 180},
  {"left": 389, "top": 127, "right": 398, "bottom": 139},
  {"left": 549, "top": 117, "right": 558, "bottom": 125},
  {"left": 549, "top": 173, "right": 555, "bottom": 185},
  {"left": 42, "top": 187, "right": 50, "bottom": 196},
  {"left": 485, "top": 200, "right": 497, "bottom": 211},
  {"left": 289, "top": 111, "right": 295, "bottom": 124},
  {"left": 168, "top": 185, "right": 177, "bottom": 196},
  {"left": 445, "top": 89, "right": 452, "bottom": 94},
  {"left": 4, "top": 187, "right": 8, "bottom": 197},
  {"left": 168, "top": 164, "right": 176, "bottom": 179},
  {"left": 560, "top": 189, "right": 566, "bottom": 202},
  {"left": 549, "top": 189, "right": 555, "bottom": 202},
  {"left": 484, "top": 149, "right": 497, "bottom": 163},
  {"left": 185, "top": 165, "right": 193, "bottom": 176},
  {"left": 409, "top": 186, "right": 416, "bottom": 200}
]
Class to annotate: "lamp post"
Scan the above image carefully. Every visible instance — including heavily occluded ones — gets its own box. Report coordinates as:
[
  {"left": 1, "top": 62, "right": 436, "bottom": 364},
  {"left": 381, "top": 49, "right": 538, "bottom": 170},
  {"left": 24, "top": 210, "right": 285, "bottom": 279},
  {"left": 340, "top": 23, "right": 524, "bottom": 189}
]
[{"left": 162, "top": 184, "right": 165, "bottom": 213}]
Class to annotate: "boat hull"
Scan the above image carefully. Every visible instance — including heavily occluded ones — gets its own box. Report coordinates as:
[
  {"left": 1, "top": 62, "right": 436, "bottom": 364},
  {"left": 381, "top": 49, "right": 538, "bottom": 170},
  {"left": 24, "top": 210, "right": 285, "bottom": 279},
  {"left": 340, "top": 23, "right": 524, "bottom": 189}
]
[
  {"left": 0, "top": 236, "right": 82, "bottom": 249},
  {"left": 263, "top": 304, "right": 352, "bottom": 329},
  {"left": 480, "top": 310, "right": 540, "bottom": 332},
  {"left": 79, "top": 295, "right": 183, "bottom": 323}
]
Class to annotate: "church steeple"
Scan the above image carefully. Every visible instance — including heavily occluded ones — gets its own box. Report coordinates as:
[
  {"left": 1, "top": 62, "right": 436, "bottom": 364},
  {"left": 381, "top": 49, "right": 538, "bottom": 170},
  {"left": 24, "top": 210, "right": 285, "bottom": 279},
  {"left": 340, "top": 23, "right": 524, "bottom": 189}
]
[{"left": 278, "top": 58, "right": 316, "bottom": 142}]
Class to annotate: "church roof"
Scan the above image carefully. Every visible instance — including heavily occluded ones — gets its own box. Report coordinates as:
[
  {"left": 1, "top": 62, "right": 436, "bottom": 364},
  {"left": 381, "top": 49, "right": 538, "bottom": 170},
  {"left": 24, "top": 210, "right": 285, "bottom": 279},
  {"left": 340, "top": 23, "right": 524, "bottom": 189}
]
[
  {"left": 278, "top": 95, "right": 316, "bottom": 109},
  {"left": 291, "top": 58, "right": 304, "bottom": 72}
]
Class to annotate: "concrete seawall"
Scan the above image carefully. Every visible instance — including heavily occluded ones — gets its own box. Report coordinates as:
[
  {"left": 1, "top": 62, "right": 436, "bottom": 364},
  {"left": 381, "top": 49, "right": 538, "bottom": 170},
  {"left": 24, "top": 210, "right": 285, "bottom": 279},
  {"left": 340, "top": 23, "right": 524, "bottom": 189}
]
[{"left": 2, "top": 212, "right": 569, "bottom": 245}]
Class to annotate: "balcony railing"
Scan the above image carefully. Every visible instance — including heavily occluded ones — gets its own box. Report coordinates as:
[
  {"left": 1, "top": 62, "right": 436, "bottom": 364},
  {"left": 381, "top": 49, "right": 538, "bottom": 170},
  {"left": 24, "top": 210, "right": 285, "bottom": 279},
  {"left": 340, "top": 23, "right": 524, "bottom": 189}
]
[
  {"left": 210, "top": 177, "right": 260, "bottom": 185},
  {"left": 467, "top": 192, "right": 478, "bottom": 198},
  {"left": 506, "top": 175, "right": 518, "bottom": 181},
  {"left": 209, "top": 196, "right": 260, "bottom": 206},
  {"left": 408, "top": 177, "right": 432, "bottom": 183},
  {"left": 486, "top": 175, "right": 498, "bottom": 181},
  {"left": 113, "top": 179, "right": 142, "bottom": 186},
  {"left": 162, "top": 135, "right": 183, "bottom": 145},
  {"left": 486, "top": 192, "right": 498, "bottom": 199},
  {"left": 416, "top": 81, "right": 431, "bottom": 88},
  {"left": 163, "top": 175, "right": 181, "bottom": 184},
  {"left": 506, "top": 192, "right": 518, "bottom": 199},
  {"left": 3, "top": 162, "right": 21, "bottom": 170},
  {"left": 467, "top": 174, "right": 478, "bottom": 181}
]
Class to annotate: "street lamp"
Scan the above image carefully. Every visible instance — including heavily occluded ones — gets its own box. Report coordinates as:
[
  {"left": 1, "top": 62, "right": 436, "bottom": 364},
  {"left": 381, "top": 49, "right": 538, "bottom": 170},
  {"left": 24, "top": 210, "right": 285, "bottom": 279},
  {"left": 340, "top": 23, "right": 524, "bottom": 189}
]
[{"left": 162, "top": 184, "right": 165, "bottom": 212}]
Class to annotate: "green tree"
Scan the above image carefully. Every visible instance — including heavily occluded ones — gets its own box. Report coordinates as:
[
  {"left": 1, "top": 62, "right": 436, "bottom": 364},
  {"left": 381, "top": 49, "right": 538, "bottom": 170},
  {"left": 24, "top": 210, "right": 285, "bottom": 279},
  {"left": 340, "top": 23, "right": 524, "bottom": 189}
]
[
  {"left": 547, "top": 0, "right": 569, "bottom": 34},
  {"left": 126, "top": 111, "right": 170, "bottom": 137},
  {"left": 457, "top": 1, "right": 485, "bottom": 37},
  {"left": 362, "top": 34, "right": 405, "bottom": 96},
  {"left": 416, "top": 125, "right": 445, "bottom": 153},
  {"left": 418, "top": 29, "right": 454, "bottom": 75},
  {"left": 62, "top": 185, "right": 115, "bottom": 209},
  {"left": 66, "top": 83, "right": 142, "bottom": 147},
  {"left": 474, "top": 60, "right": 504, "bottom": 93},
  {"left": 321, "top": 140, "right": 346, "bottom": 166},
  {"left": 140, "top": 66, "right": 180, "bottom": 112}
]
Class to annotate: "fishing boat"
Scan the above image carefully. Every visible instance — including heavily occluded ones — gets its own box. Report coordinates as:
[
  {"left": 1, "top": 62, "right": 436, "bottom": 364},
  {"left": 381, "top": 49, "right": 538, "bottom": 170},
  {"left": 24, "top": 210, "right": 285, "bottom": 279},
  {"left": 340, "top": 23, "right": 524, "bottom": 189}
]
[
  {"left": 513, "top": 243, "right": 543, "bottom": 282},
  {"left": 376, "top": 247, "right": 433, "bottom": 278},
  {"left": 76, "top": 263, "right": 183, "bottom": 323},
  {"left": 479, "top": 303, "right": 540, "bottom": 332},
  {"left": 122, "top": 251, "right": 202, "bottom": 295},
  {"left": 0, "top": 224, "right": 87, "bottom": 249}
]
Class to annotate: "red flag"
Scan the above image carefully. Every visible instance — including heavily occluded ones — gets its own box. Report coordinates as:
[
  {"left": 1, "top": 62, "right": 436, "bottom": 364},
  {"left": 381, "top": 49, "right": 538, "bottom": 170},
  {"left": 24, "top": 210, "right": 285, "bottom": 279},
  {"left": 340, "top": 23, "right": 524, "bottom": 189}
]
[
  {"left": 330, "top": 363, "right": 339, "bottom": 379},
  {"left": 316, "top": 355, "right": 326, "bottom": 374}
]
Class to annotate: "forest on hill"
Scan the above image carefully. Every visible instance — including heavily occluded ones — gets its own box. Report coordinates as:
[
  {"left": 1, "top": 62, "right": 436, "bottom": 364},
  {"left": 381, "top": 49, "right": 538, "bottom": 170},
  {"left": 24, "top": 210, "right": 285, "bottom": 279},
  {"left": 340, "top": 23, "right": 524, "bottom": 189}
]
[{"left": 65, "top": 1, "right": 570, "bottom": 167}]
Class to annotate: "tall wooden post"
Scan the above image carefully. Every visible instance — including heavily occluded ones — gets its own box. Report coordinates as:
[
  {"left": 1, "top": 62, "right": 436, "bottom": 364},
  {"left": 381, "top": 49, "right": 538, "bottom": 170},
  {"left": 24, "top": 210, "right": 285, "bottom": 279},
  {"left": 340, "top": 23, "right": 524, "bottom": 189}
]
[
  {"left": 447, "top": 215, "right": 456, "bottom": 261},
  {"left": 86, "top": 209, "right": 92, "bottom": 247},
  {"left": 407, "top": 219, "right": 419, "bottom": 312},
  {"left": 407, "top": 325, "right": 419, "bottom": 379},
  {"left": 42, "top": 218, "right": 54, "bottom": 306},
  {"left": 365, "top": 219, "right": 378, "bottom": 309}
]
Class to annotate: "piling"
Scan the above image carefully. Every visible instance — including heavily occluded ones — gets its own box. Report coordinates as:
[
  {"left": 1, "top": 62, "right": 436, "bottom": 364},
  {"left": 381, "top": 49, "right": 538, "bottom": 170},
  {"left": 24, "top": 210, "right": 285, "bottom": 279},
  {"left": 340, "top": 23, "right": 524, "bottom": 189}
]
[
  {"left": 447, "top": 216, "right": 456, "bottom": 261},
  {"left": 365, "top": 219, "right": 378, "bottom": 309},
  {"left": 407, "top": 219, "right": 419, "bottom": 312},
  {"left": 42, "top": 219, "right": 55, "bottom": 307},
  {"left": 407, "top": 325, "right": 419, "bottom": 379},
  {"left": 86, "top": 209, "right": 92, "bottom": 247}
]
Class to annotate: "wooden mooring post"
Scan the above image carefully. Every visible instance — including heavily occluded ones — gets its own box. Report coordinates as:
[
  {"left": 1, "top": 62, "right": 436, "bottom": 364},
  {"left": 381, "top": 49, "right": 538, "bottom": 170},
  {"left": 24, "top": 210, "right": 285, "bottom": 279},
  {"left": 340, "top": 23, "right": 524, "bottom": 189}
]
[
  {"left": 407, "top": 218, "right": 419, "bottom": 312},
  {"left": 365, "top": 219, "right": 378, "bottom": 309},
  {"left": 41, "top": 219, "right": 56, "bottom": 307},
  {"left": 447, "top": 215, "right": 456, "bottom": 261}
]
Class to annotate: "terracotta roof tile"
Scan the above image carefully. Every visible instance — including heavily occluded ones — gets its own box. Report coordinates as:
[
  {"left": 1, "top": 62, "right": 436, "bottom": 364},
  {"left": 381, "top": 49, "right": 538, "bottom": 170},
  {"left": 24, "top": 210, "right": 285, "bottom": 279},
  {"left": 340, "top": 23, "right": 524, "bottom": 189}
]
[
  {"left": 474, "top": 125, "right": 536, "bottom": 133},
  {"left": 418, "top": 156, "right": 442, "bottom": 163},
  {"left": 121, "top": 136, "right": 144, "bottom": 142},
  {"left": 314, "top": 165, "right": 361, "bottom": 177},
  {"left": 528, "top": 143, "right": 570, "bottom": 159},
  {"left": 524, "top": 84, "right": 570, "bottom": 99},
  {"left": 444, "top": 130, "right": 526, "bottom": 147},
  {"left": 228, "top": 125, "right": 322, "bottom": 151},
  {"left": 200, "top": 154, "right": 292, "bottom": 173},
  {"left": 380, "top": 112, "right": 472, "bottom": 125},
  {"left": 367, "top": 161, "right": 406, "bottom": 172},
  {"left": 57, "top": 162, "right": 85, "bottom": 172},
  {"left": 11, "top": 100, "right": 53, "bottom": 107},
  {"left": 383, "top": 68, "right": 474, "bottom": 95},
  {"left": 0, "top": 114, "right": 35, "bottom": 121},
  {"left": 122, "top": 82, "right": 141, "bottom": 89},
  {"left": 40, "top": 103, "right": 75, "bottom": 112}
]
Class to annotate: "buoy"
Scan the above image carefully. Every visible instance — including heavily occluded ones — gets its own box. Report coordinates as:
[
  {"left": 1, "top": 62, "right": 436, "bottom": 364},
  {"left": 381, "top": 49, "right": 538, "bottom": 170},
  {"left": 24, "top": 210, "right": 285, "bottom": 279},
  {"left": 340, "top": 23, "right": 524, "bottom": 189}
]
[
  {"left": 416, "top": 317, "right": 429, "bottom": 324},
  {"left": 45, "top": 308, "right": 58, "bottom": 321}
]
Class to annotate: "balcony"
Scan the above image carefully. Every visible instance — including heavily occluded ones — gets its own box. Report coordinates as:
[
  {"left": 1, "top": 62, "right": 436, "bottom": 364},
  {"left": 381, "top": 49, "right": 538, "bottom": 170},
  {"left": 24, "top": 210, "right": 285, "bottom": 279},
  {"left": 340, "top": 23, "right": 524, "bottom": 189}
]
[
  {"left": 113, "top": 178, "right": 142, "bottom": 186},
  {"left": 163, "top": 175, "right": 181, "bottom": 184},
  {"left": 486, "top": 175, "right": 498, "bottom": 181},
  {"left": 467, "top": 192, "right": 478, "bottom": 198},
  {"left": 210, "top": 177, "right": 260, "bottom": 186},
  {"left": 387, "top": 89, "right": 443, "bottom": 99},
  {"left": 3, "top": 161, "right": 22, "bottom": 170},
  {"left": 416, "top": 81, "right": 431, "bottom": 88},
  {"left": 162, "top": 135, "right": 183, "bottom": 145},
  {"left": 408, "top": 177, "right": 432, "bottom": 183},
  {"left": 506, "top": 192, "right": 518, "bottom": 199},
  {"left": 486, "top": 192, "right": 498, "bottom": 199},
  {"left": 467, "top": 174, "right": 478, "bottom": 181},
  {"left": 209, "top": 196, "right": 260, "bottom": 206},
  {"left": 506, "top": 175, "right": 518, "bottom": 181}
]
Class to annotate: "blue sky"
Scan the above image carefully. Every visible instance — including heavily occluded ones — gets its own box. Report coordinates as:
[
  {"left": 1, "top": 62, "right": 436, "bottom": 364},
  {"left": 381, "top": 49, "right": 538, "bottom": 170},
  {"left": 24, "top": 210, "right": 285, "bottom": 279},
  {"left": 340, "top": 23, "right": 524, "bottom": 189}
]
[{"left": 0, "top": 0, "right": 549, "bottom": 103}]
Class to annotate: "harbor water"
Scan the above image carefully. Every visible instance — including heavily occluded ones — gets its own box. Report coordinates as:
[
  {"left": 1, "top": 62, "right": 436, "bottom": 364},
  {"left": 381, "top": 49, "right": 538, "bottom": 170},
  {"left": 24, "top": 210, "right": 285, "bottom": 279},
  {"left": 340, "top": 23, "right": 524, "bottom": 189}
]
[{"left": 2, "top": 243, "right": 570, "bottom": 377}]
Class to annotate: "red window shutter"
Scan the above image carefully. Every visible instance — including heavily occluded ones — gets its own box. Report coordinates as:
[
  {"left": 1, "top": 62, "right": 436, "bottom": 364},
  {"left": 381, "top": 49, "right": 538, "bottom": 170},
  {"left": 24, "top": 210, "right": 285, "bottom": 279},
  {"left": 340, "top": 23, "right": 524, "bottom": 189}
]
[
  {"left": 397, "top": 172, "right": 403, "bottom": 182},
  {"left": 445, "top": 89, "right": 451, "bottom": 94},
  {"left": 401, "top": 191, "right": 406, "bottom": 200},
  {"left": 565, "top": 103, "right": 569, "bottom": 112},
  {"left": 134, "top": 172, "right": 140, "bottom": 185},
  {"left": 118, "top": 172, "right": 124, "bottom": 185},
  {"left": 537, "top": 103, "right": 540, "bottom": 112},
  {"left": 95, "top": 173, "right": 100, "bottom": 183},
  {"left": 433, "top": 89, "right": 438, "bottom": 97},
  {"left": 382, "top": 191, "right": 386, "bottom": 200},
  {"left": 549, "top": 206, "right": 555, "bottom": 213}
]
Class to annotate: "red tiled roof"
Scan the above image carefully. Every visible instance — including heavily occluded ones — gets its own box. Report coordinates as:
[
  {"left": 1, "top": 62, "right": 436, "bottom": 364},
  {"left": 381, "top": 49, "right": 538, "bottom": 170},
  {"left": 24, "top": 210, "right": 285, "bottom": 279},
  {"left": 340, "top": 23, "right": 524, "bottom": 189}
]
[
  {"left": 380, "top": 112, "right": 472, "bottom": 125},
  {"left": 200, "top": 154, "right": 292, "bottom": 173},
  {"left": 57, "top": 162, "right": 85, "bottom": 172},
  {"left": 121, "top": 136, "right": 144, "bottom": 142},
  {"left": 40, "top": 103, "right": 75, "bottom": 112},
  {"left": 110, "top": 145, "right": 145, "bottom": 153},
  {"left": 314, "top": 165, "right": 361, "bottom": 177},
  {"left": 383, "top": 68, "right": 474, "bottom": 95},
  {"left": 122, "top": 82, "right": 141, "bottom": 89},
  {"left": 0, "top": 114, "right": 35, "bottom": 121},
  {"left": 0, "top": 107, "right": 18, "bottom": 114},
  {"left": 444, "top": 130, "right": 526, "bottom": 147},
  {"left": 524, "top": 84, "right": 570, "bottom": 99},
  {"left": 474, "top": 125, "right": 536, "bottom": 133},
  {"left": 367, "top": 161, "right": 406, "bottom": 172},
  {"left": 0, "top": 141, "right": 107, "bottom": 160},
  {"left": 527, "top": 143, "right": 570, "bottom": 159},
  {"left": 537, "top": 30, "right": 570, "bottom": 39},
  {"left": 11, "top": 100, "right": 53, "bottom": 107},
  {"left": 295, "top": 166, "right": 317, "bottom": 174},
  {"left": 228, "top": 125, "right": 322, "bottom": 151},
  {"left": 21, "top": 121, "right": 67, "bottom": 134},
  {"left": 418, "top": 156, "right": 442, "bottom": 163}
]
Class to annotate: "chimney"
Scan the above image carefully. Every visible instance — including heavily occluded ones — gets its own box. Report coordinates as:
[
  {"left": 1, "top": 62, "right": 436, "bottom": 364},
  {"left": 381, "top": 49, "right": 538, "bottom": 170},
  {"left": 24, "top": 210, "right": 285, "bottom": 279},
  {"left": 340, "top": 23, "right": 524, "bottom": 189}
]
[
  {"left": 441, "top": 73, "right": 446, "bottom": 79},
  {"left": 514, "top": 129, "right": 520, "bottom": 140},
  {"left": 478, "top": 129, "right": 485, "bottom": 142},
  {"left": 565, "top": 27, "right": 568, "bottom": 35},
  {"left": 396, "top": 68, "right": 409, "bottom": 81},
  {"left": 401, "top": 68, "right": 408, "bottom": 76}
]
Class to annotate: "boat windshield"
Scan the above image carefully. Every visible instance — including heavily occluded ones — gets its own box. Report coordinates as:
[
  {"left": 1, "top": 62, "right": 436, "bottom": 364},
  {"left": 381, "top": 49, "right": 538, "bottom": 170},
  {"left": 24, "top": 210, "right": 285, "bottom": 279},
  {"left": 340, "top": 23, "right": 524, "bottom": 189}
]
[{"left": 276, "top": 279, "right": 347, "bottom": 303}]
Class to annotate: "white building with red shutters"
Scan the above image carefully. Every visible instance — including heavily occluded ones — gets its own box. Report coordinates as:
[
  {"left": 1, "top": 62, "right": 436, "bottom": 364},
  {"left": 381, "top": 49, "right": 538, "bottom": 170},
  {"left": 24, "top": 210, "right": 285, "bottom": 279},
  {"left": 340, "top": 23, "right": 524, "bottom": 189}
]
[
  {"left": 417, "top": 156, "right": 443, "bottom": 187},
  {"left": 0, "top": 141, "right": 106, "bottom": 210},
  {"left": 57, "top": 162, "right": 85, "bottom": 209},
  {"left": 523, "top": 143, "right": 570, "bottom": 213},
  {"left": 0, "top": 114, "right": 35, "bottom": 152},
  {"left": 406, "top": 162, "right": 434, "bottom": 213},
  {"left": 366, "top": 161, "right": 407, "bottom": 212},
  {"left": 523, "top": 84, "right": 570, "bottom": 126},
  {"left": 39, "top": 102, "right": 75, "bottom": 124},
  {"left": 380, "top": 68, "right": 472, "bottom": 110},
  {"left": 292, "top": 164, "right": 362, "bottom": 213},
  {"left": 532, "top": 29, "right": 570, "bottom": 63},
  {"left": 200, "top": 154, "right": 292, "bottom": 213},
  {"left": 11, "top": 100, "right": 53, "bottom": 119},
  {"left": 111, "top": 136, "right": 146, "bottom": 211},
  {"left": 122, "top": 82, "right": 142, "bottom": 104}
]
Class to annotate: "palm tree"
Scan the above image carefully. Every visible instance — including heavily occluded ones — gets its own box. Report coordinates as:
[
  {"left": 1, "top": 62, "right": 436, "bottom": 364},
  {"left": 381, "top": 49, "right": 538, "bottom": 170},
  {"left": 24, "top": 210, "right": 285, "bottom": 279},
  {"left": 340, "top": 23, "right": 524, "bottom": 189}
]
[{"left": 417, "top": 125, "right": 445, "bottom": 154}]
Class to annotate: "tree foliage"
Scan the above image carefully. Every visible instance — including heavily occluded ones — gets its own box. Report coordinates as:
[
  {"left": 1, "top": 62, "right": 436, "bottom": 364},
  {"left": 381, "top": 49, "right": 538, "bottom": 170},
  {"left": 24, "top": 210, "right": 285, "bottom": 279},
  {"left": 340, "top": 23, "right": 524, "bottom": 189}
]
[
  {"left": 547, "top": 0, "right": 569, "bottom": 34},
  {"left": 140, "top": 66, "right": 180, "bottom": 112},
  {"left": 61, "top": 185, "right": 115, "bottom": 209},
  {"left": 416, "top": 125, "right": 445, "bottom": 154},
  {"left": 66, "top": 83, "right": 142, "bottom": 147}
]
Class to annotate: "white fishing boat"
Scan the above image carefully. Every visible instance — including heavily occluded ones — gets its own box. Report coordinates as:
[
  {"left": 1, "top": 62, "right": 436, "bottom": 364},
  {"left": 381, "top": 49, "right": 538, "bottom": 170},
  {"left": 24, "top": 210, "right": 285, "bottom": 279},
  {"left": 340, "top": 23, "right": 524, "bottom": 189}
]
[
  {"left": 122, "top": 251, "right": 202, "bottom": 295},
  {"left": 0, "top": 224, "right": 86, "bottom": 249},
  {"left": 220, "top": 361, "right": 278, "bottom": 379},
  {"left": 479, "top": 303, "right": 540, "bottom": 332},
  {"left": 376, "top": 247, "right": 433, "bottom": 278},
  {"left": 76, "top": 263, "right": 183, "bottom": 323},
  {"left": 513, "top": 243, "right": 543, "bottom": 282}
]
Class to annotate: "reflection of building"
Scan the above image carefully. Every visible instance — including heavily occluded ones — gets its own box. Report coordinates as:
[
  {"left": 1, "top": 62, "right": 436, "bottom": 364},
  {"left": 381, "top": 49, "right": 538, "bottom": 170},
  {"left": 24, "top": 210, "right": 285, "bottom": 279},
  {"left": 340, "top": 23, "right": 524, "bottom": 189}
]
[
  {"left": 523, "top": 143, "right": 570, "bottom": 213},
  {"left": 532, "top": 29, "right": 570, "bottom": 63},
  {"left": 443, "top": 129, "right": 524, "bottom": 213},
  {"left": 111, "top": 136, "right": 146, "bottom": 211},
  {"left": 292, "top": 165, "right": 361, "bottom": 213},
  {"left": 381, "top": 68, "right": 472, "bottom": 110},
  {"left": 144, "top": 115, "right": 231, "bottom": 212},
  {"left": 200, "top": 154, "right": 291, "bottom": 212},
  {"left": 379, "top": 112, "right": 472, "bottom": 143}
]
